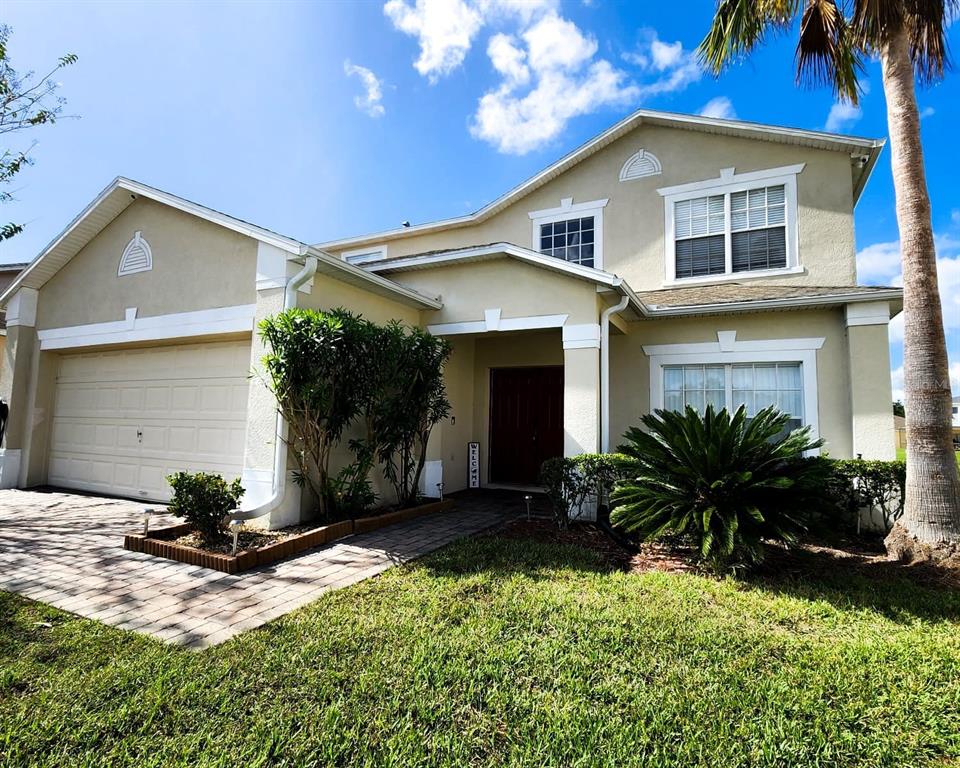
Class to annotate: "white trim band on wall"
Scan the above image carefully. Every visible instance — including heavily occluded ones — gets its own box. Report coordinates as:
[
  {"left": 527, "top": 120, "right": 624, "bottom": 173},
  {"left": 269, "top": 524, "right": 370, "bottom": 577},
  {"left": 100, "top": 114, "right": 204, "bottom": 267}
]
[{"left": 36, "top": 304, "right": 257, "bottom": 350}]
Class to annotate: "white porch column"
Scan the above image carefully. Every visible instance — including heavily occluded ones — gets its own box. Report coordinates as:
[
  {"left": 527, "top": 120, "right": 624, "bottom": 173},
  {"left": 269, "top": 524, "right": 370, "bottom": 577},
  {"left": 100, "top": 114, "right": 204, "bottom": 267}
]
[
  {"left": 562, "top": 324, "right": 601, "bottom": 456},
  {"left": 845, "top": 301, "right": 895, "bottom": 459}
]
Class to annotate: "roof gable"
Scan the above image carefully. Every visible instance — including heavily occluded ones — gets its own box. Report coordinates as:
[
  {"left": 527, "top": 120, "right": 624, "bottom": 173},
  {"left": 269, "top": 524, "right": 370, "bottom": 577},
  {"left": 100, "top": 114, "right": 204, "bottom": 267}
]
[{"left": 315, "top": 108, "right": 884, "bottom": 252}]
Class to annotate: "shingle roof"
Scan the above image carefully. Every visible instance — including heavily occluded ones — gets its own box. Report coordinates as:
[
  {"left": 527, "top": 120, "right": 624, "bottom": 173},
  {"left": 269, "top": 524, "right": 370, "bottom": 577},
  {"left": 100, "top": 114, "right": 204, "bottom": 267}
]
[{"left": 633, "top": 283, "right": 900, "bottom": 309}]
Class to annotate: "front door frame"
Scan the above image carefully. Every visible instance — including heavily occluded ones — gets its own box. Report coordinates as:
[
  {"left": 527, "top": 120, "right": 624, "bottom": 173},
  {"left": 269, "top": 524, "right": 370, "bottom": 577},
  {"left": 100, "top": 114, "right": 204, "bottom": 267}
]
[{"left": 487, "top": 365, "right": 564, "bottom": 486}]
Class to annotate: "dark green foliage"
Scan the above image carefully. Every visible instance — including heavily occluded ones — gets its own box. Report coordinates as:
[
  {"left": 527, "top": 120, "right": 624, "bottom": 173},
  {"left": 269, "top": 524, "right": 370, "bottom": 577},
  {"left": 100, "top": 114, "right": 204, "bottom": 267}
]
[
  {"left": 166, "top": 471, "right": 244, "bottom": 544},
  {"left": 258, "top": 308, "right": 451, "bottom": 518},
  {"left": 540, "top": 453, "right": 637, "bottom": 528},
  {"left": 1, "top": 25, "right": 77, "bottom": 240},
  {"left": 893, "top": 400, "right": 905, "bottom": 417},
  {"left": 611, "top": 405, "right": 829, "bottom": 572},
  {"left": 829, "top": 458, "right": 907, "bottom": 532}
]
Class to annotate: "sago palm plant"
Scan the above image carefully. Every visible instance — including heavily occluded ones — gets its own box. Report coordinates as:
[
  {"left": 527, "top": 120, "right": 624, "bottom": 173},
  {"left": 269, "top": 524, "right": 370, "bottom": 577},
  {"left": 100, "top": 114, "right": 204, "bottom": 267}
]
[{"left": 611, "top": 405, "right": 829, "bottom": 572}]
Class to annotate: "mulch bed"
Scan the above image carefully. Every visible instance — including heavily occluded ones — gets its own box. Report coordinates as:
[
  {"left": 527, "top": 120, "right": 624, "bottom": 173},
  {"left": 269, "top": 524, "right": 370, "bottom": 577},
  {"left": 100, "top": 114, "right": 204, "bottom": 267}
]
[
  {"left": 491, "top": 518, "right": 960, "bottom": 589},
  {"left": 173, "top": 525, "right": 318, "bottom": 555}
]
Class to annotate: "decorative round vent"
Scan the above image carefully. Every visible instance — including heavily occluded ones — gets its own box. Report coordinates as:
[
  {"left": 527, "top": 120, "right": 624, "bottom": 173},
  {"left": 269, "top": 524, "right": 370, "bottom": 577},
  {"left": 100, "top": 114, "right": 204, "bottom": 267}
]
[
  {"left": 118, "top": 231, "right": 153, "bottom": 276},
  {"left": 619, "top": 149, "right": 662, "bottom": 182}
]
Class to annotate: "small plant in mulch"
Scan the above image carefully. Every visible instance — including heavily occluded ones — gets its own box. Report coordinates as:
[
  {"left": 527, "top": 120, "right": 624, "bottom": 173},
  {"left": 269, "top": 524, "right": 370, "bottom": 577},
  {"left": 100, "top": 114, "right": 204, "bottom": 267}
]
[{"left": 166, "top": 471, "right": 244, "bottom": 545}]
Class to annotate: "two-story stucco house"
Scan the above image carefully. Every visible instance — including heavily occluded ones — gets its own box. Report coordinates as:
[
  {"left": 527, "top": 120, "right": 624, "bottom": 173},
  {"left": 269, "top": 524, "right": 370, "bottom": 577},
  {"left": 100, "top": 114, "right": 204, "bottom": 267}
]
[{"left": 0, "top": 109, "right": 901, "bottom": 527}]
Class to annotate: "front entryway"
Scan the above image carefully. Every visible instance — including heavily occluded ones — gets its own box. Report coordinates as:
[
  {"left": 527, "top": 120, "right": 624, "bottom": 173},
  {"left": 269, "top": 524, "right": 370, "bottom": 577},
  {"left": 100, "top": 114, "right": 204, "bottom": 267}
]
[{"left": 488, "top": 366, "right": 563, "bottom": 484}]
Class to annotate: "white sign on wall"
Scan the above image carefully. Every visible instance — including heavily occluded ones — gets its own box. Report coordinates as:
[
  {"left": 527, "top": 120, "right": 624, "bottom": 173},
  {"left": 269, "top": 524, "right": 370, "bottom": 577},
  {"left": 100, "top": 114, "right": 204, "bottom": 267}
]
[{"left": 468, "top": 442, "right": 480, "bottom": 489}]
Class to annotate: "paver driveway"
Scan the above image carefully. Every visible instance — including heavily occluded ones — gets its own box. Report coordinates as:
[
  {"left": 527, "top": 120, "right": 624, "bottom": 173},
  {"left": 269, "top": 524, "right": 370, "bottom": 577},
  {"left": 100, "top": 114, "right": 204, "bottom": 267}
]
[{"left": 0, "top": 489, "right": 515, "bottom": 648}]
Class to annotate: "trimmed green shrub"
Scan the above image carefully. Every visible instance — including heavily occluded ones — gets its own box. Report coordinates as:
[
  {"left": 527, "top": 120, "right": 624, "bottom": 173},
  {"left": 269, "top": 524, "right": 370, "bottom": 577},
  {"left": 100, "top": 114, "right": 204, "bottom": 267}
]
[
  {"left": 828, "top": 458, "right": 906, "bottom": 532},
  {"left": 540, "top": 453, "right": 637, "bottom": 529},
  {"left": 166, "top": 471, "right": 245, "bottom": 544},
  {"left": 611, "top": 405, "right": 829, "bottom": 572}
]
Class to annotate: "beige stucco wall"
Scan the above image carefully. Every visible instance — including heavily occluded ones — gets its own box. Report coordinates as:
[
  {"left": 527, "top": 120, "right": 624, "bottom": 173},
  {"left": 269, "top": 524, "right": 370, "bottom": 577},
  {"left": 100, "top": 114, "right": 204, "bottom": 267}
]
[
  {"left": 430, "top": 330, "right": 564, "bottom": 492},
  {"left": 847, "top": 321, "right": 895, "bottom": 459},
  {"left": 385, "top": 258, "right": 602, "bottom": 326},
  {"left": 329, "top": 124, "right": 858, "bottom": 291},
  {"left": 609, "top": 308, "right": 856, "bottom": 457},
  {"left": 36, "top": 198, "right": 257, "bottom": 331}
]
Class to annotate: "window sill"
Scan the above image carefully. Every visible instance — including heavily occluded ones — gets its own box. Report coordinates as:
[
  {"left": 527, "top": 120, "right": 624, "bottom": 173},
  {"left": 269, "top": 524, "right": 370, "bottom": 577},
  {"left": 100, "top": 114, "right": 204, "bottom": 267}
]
[{"left": 663, "top": 265, "right": 805, "bottom": 288}]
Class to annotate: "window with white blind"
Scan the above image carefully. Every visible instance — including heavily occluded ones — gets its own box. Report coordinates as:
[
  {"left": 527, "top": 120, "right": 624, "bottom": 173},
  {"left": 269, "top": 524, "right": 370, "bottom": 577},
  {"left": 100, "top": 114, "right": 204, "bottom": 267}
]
[
  {"left": 659, "top": 165, "right": 802, "bottom": 285},
  {"left": 663, "top": 362, "right": 804, "bottom": 430}
]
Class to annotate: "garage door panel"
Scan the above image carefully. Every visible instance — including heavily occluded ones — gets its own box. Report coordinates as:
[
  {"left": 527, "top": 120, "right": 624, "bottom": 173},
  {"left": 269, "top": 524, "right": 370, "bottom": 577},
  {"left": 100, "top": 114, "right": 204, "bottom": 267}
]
[{"left": 48, "top": 340, "right": 250, "bottom": 502}]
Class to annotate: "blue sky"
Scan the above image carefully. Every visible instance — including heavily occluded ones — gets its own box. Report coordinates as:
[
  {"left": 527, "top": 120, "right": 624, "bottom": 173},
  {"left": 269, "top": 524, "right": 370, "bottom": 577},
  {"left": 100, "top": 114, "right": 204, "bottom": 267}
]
[{"left": 1, "top": 0, "right": 957, "bottom": 397}]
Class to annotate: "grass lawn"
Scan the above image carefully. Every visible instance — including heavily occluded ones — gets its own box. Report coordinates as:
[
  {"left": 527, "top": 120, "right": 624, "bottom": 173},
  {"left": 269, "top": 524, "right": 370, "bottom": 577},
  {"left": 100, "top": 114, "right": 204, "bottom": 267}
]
[
  {"left": 1, "top": 535, "right": 958, "bottom": 767},
  {"left": 895, "top": 446, "right": 960, "bottom": 466}
]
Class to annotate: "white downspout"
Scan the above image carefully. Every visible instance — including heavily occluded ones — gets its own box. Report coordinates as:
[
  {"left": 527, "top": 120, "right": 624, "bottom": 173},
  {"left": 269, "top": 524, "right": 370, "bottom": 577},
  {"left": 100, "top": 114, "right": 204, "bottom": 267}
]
[
  {"left": 229, "top": 256, "right": 318, "bottom": 525},
  {"left": 600, "top": 294, "right": 630, "bottom": 453}
]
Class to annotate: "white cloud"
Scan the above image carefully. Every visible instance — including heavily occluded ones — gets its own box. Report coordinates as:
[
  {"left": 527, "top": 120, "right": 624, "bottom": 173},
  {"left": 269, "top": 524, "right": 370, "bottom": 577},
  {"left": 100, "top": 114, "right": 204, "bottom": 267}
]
[
  {"left": 920, "top": 106, "right": 935, "bottom": 119},
  {"left": 383, "top": 0, "right": 557, "bottom": 82},
  {"left": 825, "top": 101, "right": 861, "bottom": 132},
  {"left": 471, "top": 10, "right": 643, "bottom": 154},
  {"left": 699, "top": 96, "right": 737, "bottom": 120},
  {"left": 385, "top": 5, "right": 703, "bottom": 154},
  {"left": 487, "top": 33, "right": 529, "bottom": 86},
  {"left": 344, "top": 61, "right": 385, "bottom": 118},
  {"left": 951, "top": 208, "right": 960, "bottom": 226},
  {"left": 383, "top": 0, "right": 484, "bottom": 82}
]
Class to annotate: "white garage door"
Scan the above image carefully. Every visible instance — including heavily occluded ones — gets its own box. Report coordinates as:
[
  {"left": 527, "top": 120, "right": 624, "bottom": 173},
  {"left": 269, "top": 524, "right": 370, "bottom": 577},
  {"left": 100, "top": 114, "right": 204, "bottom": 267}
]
[{"left": 48, "top": 339, "right": 251, "bottom": 501}]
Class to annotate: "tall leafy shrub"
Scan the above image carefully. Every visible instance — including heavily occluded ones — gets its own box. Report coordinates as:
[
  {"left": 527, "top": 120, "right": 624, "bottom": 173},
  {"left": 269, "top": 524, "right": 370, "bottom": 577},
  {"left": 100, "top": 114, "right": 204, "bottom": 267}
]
[
  {"left": 611, "top": 405, "right": 829, "bottom": 572},
  {"left": 259, "top": 308, "right": 361, "bottom": 519},
  {"left": 167, "top": 471, "right": 244, "bottom": 544},
  {"left": 374, "top": 327, "right": 452, "bottom": 507},
  {"left": 259, "top": 308, "right": 451, "bottom": 517},
  {"left": 540, "top": 453, "right": 636, "bottom": 529}
]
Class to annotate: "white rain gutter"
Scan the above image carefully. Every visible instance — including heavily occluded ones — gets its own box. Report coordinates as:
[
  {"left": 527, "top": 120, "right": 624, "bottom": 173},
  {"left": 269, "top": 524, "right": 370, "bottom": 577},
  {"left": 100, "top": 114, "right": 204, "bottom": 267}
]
[
  {"left": 228, "top": 255, "right": 318, "bottom": 526},
  {"left": 600, "top": 294, "right": 630, "bottom": 453}
]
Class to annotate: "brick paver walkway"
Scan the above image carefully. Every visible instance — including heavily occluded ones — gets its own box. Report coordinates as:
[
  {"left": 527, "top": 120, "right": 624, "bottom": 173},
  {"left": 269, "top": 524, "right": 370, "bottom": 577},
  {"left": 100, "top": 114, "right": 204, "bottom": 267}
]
[{"left": 0, "top": 489, "right": 517, "bottom": 649}]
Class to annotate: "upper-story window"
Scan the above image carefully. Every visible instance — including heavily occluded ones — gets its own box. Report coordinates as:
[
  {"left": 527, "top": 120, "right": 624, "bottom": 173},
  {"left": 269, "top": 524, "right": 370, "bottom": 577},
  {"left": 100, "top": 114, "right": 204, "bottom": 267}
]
[
  {"left": 529, "top": 197, "right": 608, "bottom": 270},
  {"left": 659, "top": 164, "right": 803, "bottom": 285},
  {"left": 539, "top": 216, "right": 595, "bottom": 267}
]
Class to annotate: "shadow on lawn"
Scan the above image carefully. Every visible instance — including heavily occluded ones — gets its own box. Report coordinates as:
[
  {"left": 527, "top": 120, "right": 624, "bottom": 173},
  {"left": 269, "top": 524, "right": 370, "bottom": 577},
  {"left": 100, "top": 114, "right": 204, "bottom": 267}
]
[{"left": 743, "top": 543, "right": 960, "bottom": 624}]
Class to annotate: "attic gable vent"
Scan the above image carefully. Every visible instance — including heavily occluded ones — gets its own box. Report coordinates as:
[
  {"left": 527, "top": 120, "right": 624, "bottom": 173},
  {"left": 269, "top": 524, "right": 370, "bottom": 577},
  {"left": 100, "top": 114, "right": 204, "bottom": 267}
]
[
  {"left": 619, "top": 149, "right": 662, "bottom": 182},
  {"left": 118, "top": 231, "right": 153, "bottom": 276}
]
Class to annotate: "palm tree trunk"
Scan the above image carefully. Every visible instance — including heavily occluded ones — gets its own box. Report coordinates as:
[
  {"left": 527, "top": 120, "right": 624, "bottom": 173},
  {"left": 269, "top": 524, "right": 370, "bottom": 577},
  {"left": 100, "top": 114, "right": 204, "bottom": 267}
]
[{"left": 880, "top": 25, "right": 960, "bottom": 560}]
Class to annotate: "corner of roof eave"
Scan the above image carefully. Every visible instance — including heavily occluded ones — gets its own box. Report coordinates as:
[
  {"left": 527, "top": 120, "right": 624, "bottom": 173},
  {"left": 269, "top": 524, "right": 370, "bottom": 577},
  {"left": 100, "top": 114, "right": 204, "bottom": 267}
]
[{"left": 304, "top": 246, "right": 442, "bottom": 310}]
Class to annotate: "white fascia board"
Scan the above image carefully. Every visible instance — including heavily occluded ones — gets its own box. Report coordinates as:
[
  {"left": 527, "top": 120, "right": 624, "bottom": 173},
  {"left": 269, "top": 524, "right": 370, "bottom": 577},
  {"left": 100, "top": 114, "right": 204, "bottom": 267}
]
[
  {"left": 115, "top": 178, "right": 305, "bottom": 254},
  {"left": 643, "top": 289, "right": 903, "bottom": 317},
  {"left": 845, "top": 300, "right": 890, "bottom": 326},
  {"left": 37, "top": 304, "right": 256, "bottom": 350},
  {"left": 366, "top": 243, "right": 622, "bottom": 286},
  {"left": 304, "top": 247, "right": 442, "bottom": 309},
  {"left": 427, "top": 311, "right": 569, "bottom": 337}
]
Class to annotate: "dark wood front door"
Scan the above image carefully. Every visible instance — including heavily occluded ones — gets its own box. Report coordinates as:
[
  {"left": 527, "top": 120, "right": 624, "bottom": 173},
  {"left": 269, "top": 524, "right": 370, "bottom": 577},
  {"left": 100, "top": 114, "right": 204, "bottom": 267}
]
[{"left": 489, "top": 366, "right": 564, "bottom": 485}]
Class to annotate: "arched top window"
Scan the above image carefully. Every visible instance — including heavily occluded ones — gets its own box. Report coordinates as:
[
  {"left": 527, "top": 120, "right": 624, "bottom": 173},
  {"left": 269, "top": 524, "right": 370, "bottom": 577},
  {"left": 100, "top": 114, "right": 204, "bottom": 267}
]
[
  {"left": 619, "top": 149, "right": 662, "bottom": 182},
  {"left": 118, "top": 231, "right": 153, "bottom": 276}
]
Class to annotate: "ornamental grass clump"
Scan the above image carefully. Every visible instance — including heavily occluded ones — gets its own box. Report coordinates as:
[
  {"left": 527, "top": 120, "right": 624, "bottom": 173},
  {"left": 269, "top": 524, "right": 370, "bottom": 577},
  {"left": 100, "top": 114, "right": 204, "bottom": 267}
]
[{"left": 611, "top": 404, "right": 830, "bottom": 573}]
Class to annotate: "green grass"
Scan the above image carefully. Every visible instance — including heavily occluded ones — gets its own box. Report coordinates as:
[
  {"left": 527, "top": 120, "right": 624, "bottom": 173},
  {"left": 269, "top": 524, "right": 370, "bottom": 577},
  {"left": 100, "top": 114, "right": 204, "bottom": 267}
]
[
  {"left": 895, "top": 446, "right": 960, "bottom": 466},
  {"left": 1, "top": 537, "right": 958, "bottom": 768}
]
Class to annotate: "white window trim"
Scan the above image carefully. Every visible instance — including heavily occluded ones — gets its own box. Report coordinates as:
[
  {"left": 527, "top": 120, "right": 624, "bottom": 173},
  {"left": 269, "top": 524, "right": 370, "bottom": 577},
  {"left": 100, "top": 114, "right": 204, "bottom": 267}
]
[
  {"left": 659, "top": 164, "right": 804, "bottom": 287},
  {"left": 644, "top": 331, "right": 823, "bottom": 451},
  {"left": 529, "top": 197, "right": 608, "bottom": 270},
  {"left": 342, "top": 244, "right": 388, "bottom": 265}
]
